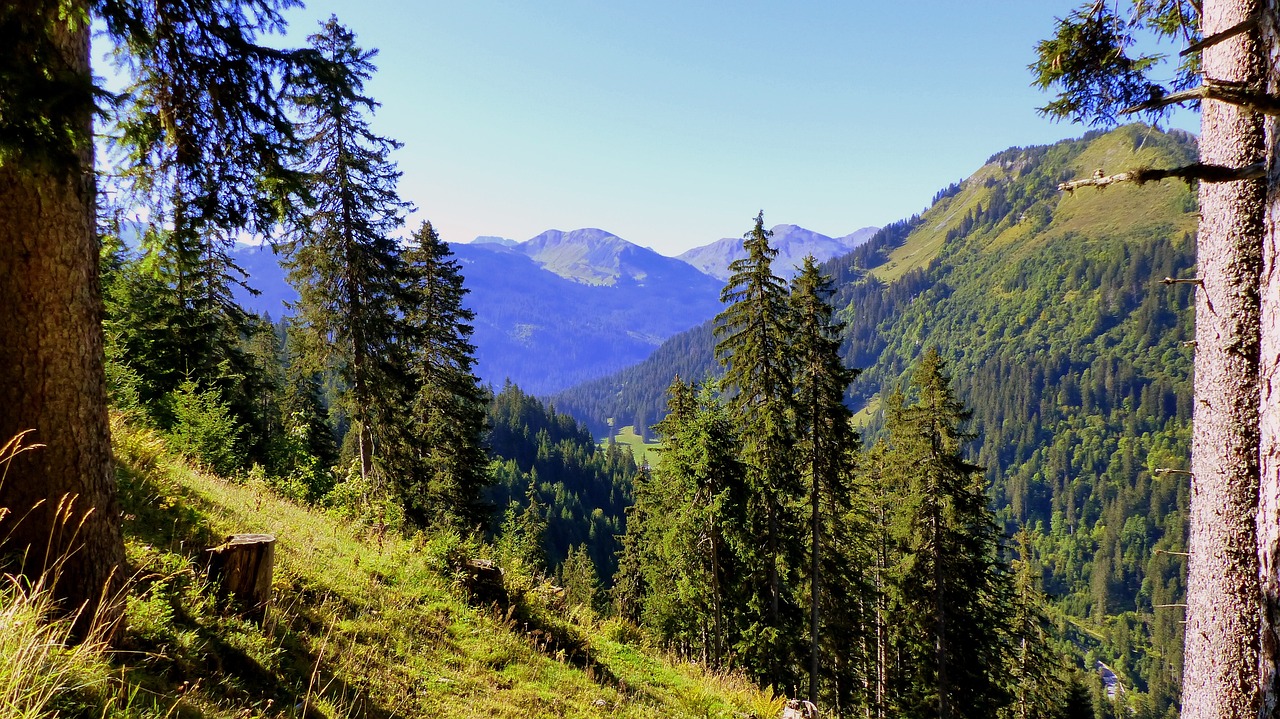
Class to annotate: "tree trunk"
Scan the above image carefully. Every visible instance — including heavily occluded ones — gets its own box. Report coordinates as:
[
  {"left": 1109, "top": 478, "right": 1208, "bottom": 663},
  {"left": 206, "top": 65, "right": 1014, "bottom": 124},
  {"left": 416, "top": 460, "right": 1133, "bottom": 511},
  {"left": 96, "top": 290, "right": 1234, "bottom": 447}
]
[
  {"left": 1183, "top": 2, "right": 1266, "bottom": 718},
  {"left": 1256, "top": 5, "right": 1280, "bottom": 717},
  {"left": 207, "top": 534, "right": 275, "bottom": 617},
  {"left": 0, "top": 1, "right": 124, "bottom": 639}
]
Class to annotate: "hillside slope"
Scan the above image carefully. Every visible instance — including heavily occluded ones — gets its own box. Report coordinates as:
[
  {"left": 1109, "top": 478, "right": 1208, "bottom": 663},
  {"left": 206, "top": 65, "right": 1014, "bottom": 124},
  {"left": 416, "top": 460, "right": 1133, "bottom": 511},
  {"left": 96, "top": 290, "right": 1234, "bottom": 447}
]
[
  {"left": 34, "top": 417, "right": 780, "bottom": 719},
  {"left": 554, "top": 125, "right": 1197, "bottom": 712}
]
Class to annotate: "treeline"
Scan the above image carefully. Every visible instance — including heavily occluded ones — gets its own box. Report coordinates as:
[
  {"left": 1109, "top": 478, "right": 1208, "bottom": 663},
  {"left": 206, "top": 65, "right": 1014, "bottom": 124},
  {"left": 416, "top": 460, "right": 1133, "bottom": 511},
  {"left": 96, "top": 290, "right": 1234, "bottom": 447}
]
[{"left": 611, "top": 215, "right": 1085, "bottom": 718}]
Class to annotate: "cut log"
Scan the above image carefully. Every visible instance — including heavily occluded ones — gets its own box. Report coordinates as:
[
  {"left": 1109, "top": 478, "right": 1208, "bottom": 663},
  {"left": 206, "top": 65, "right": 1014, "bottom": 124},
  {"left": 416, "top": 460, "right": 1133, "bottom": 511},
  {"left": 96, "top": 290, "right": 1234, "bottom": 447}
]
[{"left": 207, "top": 533, "right": 275, "bottom": 617}]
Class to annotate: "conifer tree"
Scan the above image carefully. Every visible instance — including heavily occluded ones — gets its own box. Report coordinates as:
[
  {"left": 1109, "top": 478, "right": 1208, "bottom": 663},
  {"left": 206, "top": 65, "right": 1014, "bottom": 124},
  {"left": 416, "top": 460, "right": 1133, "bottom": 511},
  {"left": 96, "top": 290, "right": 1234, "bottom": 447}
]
[
  {"left": 636, "top": 380, "right": 743, "bottom": 664},
  {"left": 283, "top": 17, "right": 410, "bottom": 491},
  {"left": 1033, "top": 5, "right": 1271, "bottom": 715},
  {"left": 1, "top": 0, "right": 311, "bottom": 627},
  {"left": 883, "top": 349, "right": 1010, "bottom": 719},
  {"left": 789, "top": 256, "right": 863, "bottom": 706},
  {"left": 714, "top": 211, "right": 803, "bottom": 691},
  {"left": 1002, "top": 529, "right": 1067, "bottom": 719},
  {"left": 398, "top": 220, "right": 491, "bottom": 529},
  {"left": 108, "top": 0, "right": 304, "bottom": 425}
]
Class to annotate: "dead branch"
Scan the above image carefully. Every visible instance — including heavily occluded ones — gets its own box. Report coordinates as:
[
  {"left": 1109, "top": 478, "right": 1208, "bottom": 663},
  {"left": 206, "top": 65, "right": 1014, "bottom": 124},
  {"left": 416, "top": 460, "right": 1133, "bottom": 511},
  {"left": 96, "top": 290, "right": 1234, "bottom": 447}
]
[
  {"left": 1121, "top": 78, "right": 1280, "bottom": 116},
  {"left": 1180, "top": 13, "right": 1260, "bottom": 56},
  {"left": 1057, "top": 162, "right": 1264, "bottom": 192}
]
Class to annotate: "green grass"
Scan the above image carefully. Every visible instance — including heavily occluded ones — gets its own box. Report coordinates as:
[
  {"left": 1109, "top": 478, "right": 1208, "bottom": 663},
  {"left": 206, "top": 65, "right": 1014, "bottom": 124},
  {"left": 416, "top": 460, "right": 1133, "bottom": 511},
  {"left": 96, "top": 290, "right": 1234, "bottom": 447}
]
[
  {"left": 850, "top": 395, "right": 881, "bottom": 429},
  {"left": 601, "top": 425, "right": 662, "bottom": 465},
  {"left": 3, "top": 416, "right": 774, "bottom": 719}
]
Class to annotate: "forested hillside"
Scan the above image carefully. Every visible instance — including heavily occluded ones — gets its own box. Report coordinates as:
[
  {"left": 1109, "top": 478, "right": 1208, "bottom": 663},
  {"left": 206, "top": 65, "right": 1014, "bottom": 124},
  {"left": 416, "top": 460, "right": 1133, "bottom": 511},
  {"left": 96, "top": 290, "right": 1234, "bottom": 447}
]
[{"left": 557, "top": 124, "right": 1199, "bottom": 713}]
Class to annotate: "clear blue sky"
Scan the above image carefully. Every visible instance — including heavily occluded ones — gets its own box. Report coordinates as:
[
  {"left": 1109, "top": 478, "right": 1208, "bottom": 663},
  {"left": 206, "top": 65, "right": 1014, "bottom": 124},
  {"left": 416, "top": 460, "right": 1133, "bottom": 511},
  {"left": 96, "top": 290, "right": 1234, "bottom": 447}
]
[{"left": 269, "top": 1, "right": 1195, "bottom": 255}]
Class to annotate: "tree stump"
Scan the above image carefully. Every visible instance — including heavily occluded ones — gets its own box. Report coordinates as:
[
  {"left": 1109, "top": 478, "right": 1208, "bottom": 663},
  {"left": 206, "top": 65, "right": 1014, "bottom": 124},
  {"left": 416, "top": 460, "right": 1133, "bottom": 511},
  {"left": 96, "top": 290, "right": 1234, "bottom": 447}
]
[
  {"left": 459, "top": 558, "right": 508, "bottom": 607},
  {"left": 207, "top": 533, "right": 275, "bottom": 617}
]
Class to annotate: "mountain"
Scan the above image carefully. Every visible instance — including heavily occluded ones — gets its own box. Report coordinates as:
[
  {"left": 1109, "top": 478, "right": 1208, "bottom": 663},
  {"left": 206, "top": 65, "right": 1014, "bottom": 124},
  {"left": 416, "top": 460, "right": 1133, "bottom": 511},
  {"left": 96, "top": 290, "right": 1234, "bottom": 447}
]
[
  {"left": 230, "top": 242, "right": 294, "bottom": 320},
  {"left": 677, "top": 223, "right": 878, "bottom": 280},
  {"left": 553, "top": 125, "right": 1197, "bottom": 712},
  {"left": 229, "top": 229, "right": 727, "bottom": 396}
]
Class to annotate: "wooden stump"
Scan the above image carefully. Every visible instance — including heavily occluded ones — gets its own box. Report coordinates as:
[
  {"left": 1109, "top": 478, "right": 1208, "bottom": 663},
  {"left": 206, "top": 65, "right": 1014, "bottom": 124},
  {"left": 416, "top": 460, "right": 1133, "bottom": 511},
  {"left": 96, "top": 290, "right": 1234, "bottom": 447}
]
[
  {"left": 459, "top": 558, "right": 508, "bottom": 607},
  {"left": 207, "top": 533, "right": 275, "bottom": 617}
]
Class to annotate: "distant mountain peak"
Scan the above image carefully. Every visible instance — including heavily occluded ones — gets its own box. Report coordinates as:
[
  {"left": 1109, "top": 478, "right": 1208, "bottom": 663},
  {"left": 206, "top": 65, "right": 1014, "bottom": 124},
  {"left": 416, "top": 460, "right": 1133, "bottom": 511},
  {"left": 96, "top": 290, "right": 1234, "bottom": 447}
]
[
  {"left": 472, "top": 235, "right": 518, "bottom": 247},
  {"left": 678, "top": 223, "right": 879, "bottom": 281}
]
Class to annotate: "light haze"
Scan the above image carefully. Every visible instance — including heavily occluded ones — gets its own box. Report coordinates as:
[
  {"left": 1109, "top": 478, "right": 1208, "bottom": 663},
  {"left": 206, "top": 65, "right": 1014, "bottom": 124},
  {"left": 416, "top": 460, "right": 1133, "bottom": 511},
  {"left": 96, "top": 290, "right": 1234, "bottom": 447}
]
[{"left": 278, "top": 1, "right": 1197, "bottom": 255}]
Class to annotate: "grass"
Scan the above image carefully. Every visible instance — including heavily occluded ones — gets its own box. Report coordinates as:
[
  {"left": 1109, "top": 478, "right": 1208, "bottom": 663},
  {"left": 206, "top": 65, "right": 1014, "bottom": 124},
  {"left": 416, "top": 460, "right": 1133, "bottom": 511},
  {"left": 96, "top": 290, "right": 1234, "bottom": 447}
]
[
  {"left": 601, "top": 425, "right": 662, "bottom": 465},
  {"left": 0, "top": 416, "right": 776, "bottom": 719}
]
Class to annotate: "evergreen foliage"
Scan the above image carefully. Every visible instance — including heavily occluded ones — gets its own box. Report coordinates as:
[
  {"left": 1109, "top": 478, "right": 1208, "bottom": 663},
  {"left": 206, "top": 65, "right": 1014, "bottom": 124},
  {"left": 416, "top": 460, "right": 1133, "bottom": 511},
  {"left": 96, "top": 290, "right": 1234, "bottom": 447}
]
[
  {"left": 880, "top": 350, "right": 1011, "bottom": 719},
  {"left": 486, "top": 383, "right": 637, "bottom": 579},
  {"left": 397, "top": 221, "right": 493, "bottom": 529},
  {"left": 789, "top": 257, "right": 865, "bottom": 705},
  {"left": 714, "top": 212, "right": 805, "bottom": 692},
  {"left": 282, "top": 16, "right": 410, "bottom": 490}
]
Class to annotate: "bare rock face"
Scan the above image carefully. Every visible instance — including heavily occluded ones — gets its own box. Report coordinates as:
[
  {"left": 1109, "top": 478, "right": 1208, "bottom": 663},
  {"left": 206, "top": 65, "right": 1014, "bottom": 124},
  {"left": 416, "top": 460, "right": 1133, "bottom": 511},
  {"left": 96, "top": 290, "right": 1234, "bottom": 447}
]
[{"left": 779, "top": 699, "right": 819, "bottom": 719}]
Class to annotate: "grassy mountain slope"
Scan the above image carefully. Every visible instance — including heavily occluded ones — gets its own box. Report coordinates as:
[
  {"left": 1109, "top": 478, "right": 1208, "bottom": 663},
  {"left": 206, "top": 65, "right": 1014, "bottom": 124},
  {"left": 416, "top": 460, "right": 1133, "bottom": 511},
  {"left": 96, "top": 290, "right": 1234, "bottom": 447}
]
[
  {"left": 31, "top": 417, "right": 779, "bottom": 719},
  {"left": 555, "top": 124, "right": 1198, "bottom": 712}
]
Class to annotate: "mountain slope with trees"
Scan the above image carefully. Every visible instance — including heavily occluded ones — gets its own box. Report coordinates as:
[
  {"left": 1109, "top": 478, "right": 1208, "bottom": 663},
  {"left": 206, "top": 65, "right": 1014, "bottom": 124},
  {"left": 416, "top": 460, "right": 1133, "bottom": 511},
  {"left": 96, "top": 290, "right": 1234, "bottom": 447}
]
[{"left": 558, "top": 124, "right": 1199, "bottom": 714}]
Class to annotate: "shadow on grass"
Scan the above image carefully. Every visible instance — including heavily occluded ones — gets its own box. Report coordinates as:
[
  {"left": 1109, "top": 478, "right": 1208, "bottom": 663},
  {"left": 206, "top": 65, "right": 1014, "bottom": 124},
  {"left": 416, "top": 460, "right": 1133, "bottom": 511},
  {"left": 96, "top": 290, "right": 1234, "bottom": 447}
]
[{"left": 113, "top": 460, "right": 396, "bottom": 719}]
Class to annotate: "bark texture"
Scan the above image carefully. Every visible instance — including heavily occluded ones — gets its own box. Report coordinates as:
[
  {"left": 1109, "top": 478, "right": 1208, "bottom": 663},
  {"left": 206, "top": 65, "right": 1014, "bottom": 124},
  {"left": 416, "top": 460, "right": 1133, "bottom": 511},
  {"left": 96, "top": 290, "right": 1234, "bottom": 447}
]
[
  {"left": 1183, "top": 2, "right": 1266, "bottom": 718},
  {"left": 1257, "top": 5, "right": 1280, "bottom": 716},
  {"left": 0, "top": 2, "right": 124, "bottom": 635}
]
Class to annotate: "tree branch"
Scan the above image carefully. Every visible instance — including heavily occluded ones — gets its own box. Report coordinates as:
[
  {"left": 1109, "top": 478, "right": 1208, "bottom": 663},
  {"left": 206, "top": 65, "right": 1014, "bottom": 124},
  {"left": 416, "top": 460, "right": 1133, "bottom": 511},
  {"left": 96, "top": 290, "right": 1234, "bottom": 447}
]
[
  {"left": 1180, "top": 12, "right": 1259, "bottom": 56},
  {"left": 1057, "top": 162, "right": 1265, "bottom": 192},
  {"left": 1121, "top": 78, "right": 1280, "bottom": 116}
]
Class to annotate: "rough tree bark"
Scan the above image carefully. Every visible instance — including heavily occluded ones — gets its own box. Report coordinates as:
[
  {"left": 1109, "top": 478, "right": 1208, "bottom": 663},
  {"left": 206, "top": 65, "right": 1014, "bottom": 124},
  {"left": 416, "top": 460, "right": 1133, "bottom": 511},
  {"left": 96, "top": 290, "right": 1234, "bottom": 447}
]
[
  {"left": 1182, "top": 2, "right": 1266, "bottom": 718},
  {"left": 1256, "top": 4, "right": 1280, "bottom": 717},
  {"left": 0, "top": 2, "right": 125, "bottom": 636}
]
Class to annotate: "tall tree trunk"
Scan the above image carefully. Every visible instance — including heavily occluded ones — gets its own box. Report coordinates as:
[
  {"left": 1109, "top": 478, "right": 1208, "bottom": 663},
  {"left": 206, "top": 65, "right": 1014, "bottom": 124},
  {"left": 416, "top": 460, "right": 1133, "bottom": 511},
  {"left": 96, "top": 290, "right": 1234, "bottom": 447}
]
[
  {"left": 810, "top": 412, "right": 822, "bottom": 706},
  {"left": 0, "top": 2, "right": 124, "bottom": 637},
  {"left": 1256, "top": 5, "right": 1280, "bottom": 717},
  {"left": 1184, "top": 2, "right": 1265, "bottom": 717}
]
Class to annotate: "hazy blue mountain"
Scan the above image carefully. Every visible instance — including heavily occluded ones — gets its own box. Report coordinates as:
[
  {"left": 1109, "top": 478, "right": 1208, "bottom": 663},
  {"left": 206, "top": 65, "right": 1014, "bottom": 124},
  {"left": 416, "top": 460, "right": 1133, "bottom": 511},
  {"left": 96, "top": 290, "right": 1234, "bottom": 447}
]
[
  {"left": 453, "top": 231, "right": 724, "bottom": 394},
  {"left": 229, "top": 229, "right": 726, "bottom": 395},
  {"left": 231, "top": 243, "right": 295, "bottom": 320},
  {"left": 677, "top": 223, "right": 879, "bottom": 281},
  {"left": 472, "top": 235, "right": 518, "bottom": 247}
]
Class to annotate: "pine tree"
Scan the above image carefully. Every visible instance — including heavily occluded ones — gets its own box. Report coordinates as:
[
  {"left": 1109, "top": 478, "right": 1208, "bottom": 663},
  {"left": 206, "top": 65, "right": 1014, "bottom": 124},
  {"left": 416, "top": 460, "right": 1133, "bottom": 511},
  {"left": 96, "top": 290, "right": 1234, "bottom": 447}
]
[
  {"left": 789, "top": 256, "right": 864, "bottom": 706},
  {"left": 883, "top": 349, "right": 1010, "bottom": 719},
  {"left": 1002, "top": 529, "right": 1067, "bottom": 719},
  {"left": 714, "top": 211, "right": 803, "bottom": 691},
  {"left": 283, "top": 17, "right": 410, "bottom": 492},
  {"left": 398, "top": 220, "right": 492, "bottom": 529}
]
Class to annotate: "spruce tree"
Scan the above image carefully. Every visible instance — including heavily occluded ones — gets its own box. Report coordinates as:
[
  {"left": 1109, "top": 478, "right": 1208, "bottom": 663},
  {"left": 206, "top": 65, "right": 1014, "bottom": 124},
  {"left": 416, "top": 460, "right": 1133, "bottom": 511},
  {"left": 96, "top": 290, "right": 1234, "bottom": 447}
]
[
  {"left": 883, "top": 349, "right": 1010, "bottom": 719},
  {"left": 633, "top": 380, "right": 743, "bottom": 664},
  {"left": 714, "top": 211, "right": 803, "bottom": 691},
  {"left": 398, "top": 220, "right": 492, "bottom": 529},
  {"left": 283, "top": 17, "right": 410, "bottom": 492},
  {"left": 1002, "top": 528, "right": 1067, "bottom": 719},
  {"left": 108, "top": 0, "right": 304, "bottom": 431},
  {"left": 790, "top": 256, "right": 866, "bottom": 708}
]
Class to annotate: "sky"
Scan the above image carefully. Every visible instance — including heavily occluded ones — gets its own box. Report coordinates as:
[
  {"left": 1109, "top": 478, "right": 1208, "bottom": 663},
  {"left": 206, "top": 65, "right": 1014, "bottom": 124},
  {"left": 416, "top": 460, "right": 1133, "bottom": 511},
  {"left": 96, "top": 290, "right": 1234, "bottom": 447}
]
[{"left": 194, "top": 1, "right": 1200, "bottom": 255}]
